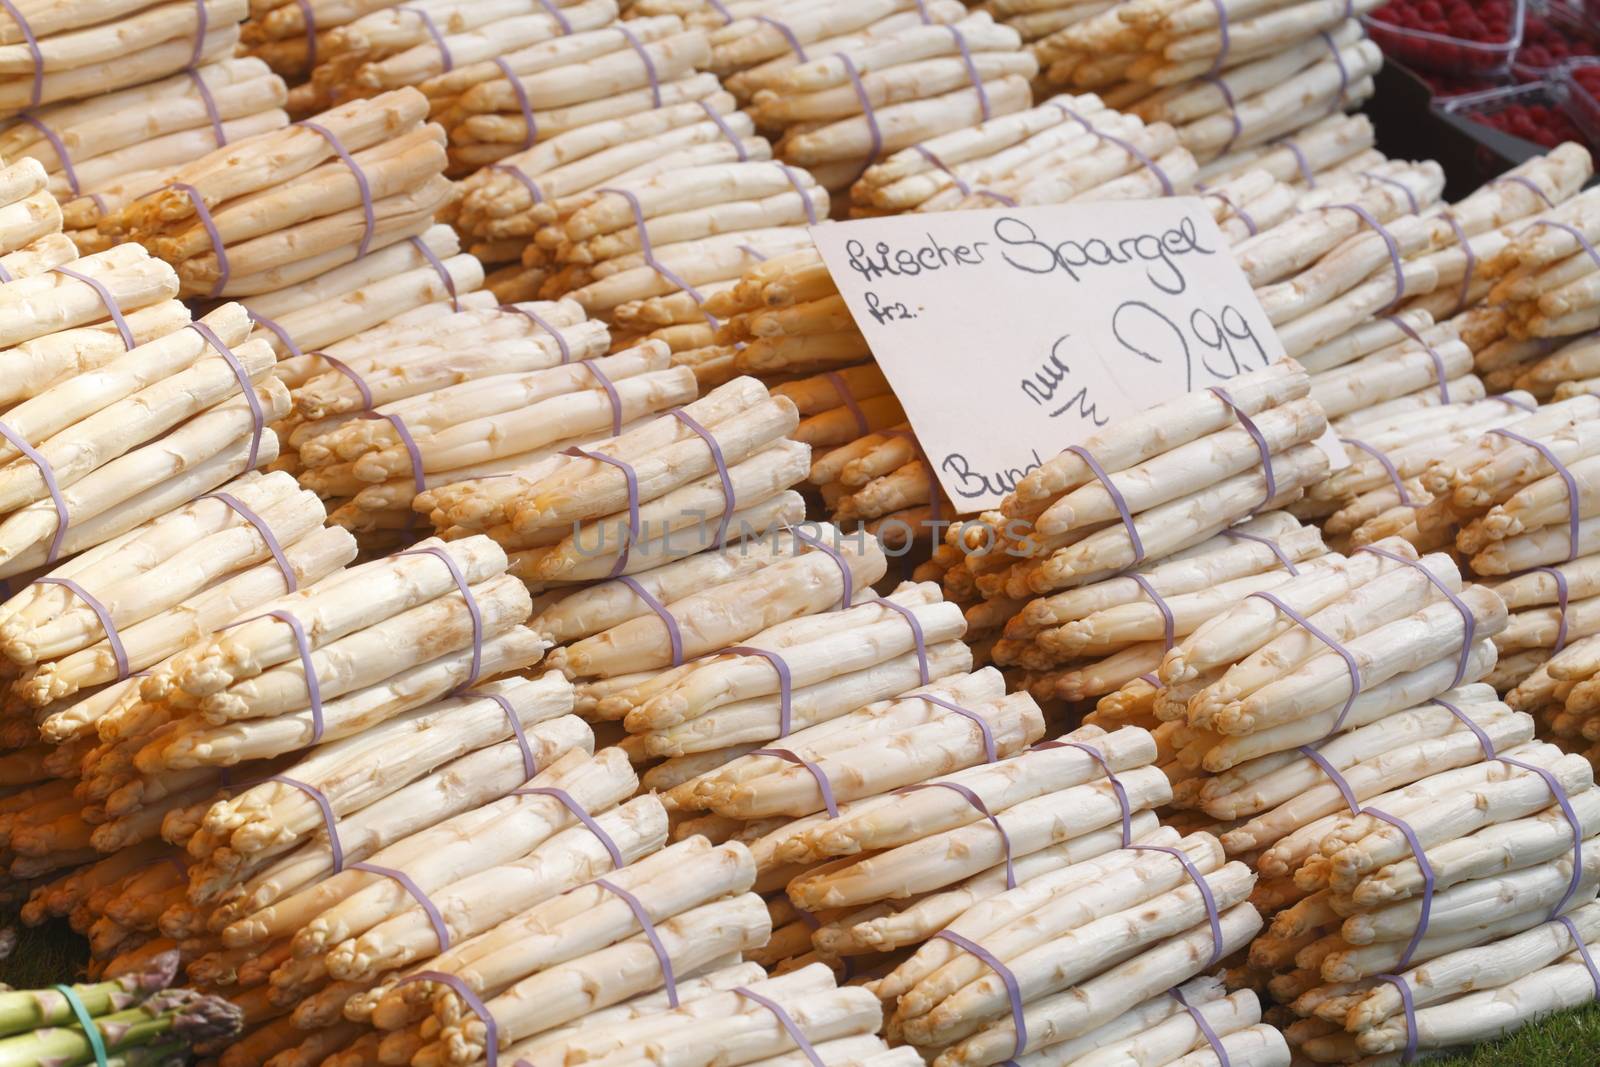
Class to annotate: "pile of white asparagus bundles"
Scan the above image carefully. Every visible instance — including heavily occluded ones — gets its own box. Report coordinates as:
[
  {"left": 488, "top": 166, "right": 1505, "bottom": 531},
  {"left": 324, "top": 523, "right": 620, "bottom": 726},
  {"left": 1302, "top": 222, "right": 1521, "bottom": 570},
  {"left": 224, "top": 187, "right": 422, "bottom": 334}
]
[
  {"left": 0, "top": 57, "right": 290, "bottom": 247},
  {"left": 524, "top": 159, "right": 827, "bottom": 345},
  {"left": 1478, "top": 185, "right": 1600, "bottom": 344},
  {"left": 1508, "top": 634, "right": 1600, "bottom": 770},
  {"left": 1192, "top": 112, "right": 1380, "bottom": 193},
  {"left": 1482, "top": 556, "right": 1600, "bottom": 696},
  {"left": 1239, "top": 726, "right": 1600, "bottom": 1065},
  {"left": 0, "top": 250, "right": 300, "bottom": 583},
  {"left": 1025, "top": 0, "right": 1381, "bottom": 162},
  {"left": 418, "top": 375, "right": 813, "bottom": 590},
  {"left": 281, "top": 0, "right": 604, "bottom": 117},
  {"left": 0, "top": 0, "right": 244, "bottom": 118},
  {"left": 939, "top": 359, "right": 1328, "bottom": 623},
  {"left": 425, "top": 12, "right": 722, "bottom": 178},
  {"left": 986, "top": 512, "right": 1328, "bottom": 714},
  {"left": 241, "top": 0, "right": 408, "bottom": 81},
  {"left": 99, "top": 87, "right": 453, "bottom": 300},
  {"left": 701, "top": 1, "right": 1038, "bottom": 192},
  {"left": 448, "top": 91, "right": 769, "bottom": 301}
]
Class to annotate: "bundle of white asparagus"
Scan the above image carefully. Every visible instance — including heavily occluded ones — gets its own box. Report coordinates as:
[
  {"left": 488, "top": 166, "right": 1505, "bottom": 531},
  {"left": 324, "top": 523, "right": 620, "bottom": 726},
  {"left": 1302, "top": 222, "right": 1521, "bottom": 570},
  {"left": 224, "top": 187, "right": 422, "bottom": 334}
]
[
  {"left": 0, "top": 154, "right": 80, "bottom": 284},
  {"left": 1508, "top": 635, "right": 1600, "bottom": 771},
  {"left": 100, "top": 88, "right": 453, "bottom": 299},
  {"left": 1481, "top": 185, "right": 1600, "bottom": 344},
  {"left": 428, "top": 13, "right": 723, "bottom": 177},
  {"left": 421, "top": 376, "right": 814, "bottom": 590},
  {"left": 0, "top": 57, "right": 289, "bottom": 247},
  {"left": 449, "top": 90, "right": 769, "bottom": 297},
  {"left": 940, "top": 360, "right": 1330, "bottom": 649},
  {"left": 524, "top": 158, "right": 826, "bottom": 344},
  {"left": 283, "top": 0, "right": 600, "bottom": 117},
  {"left": 0, "top": 0, "right": 244, "bottom": 118},
  {"left": 688, "top": 2, "right": 1037, "bottom": 193},
  {"left": 1489, "top": 557, "right": 1600, "bottom": 696},
  {"left": 242, "top": 0, "right": 403, "bottom": 80},
  {"left": 1193, "top": 112, "right": 1378, "bottom": 191},
  {"left": 1482, "top": 331, "right": 1600, "bottom": 403}
]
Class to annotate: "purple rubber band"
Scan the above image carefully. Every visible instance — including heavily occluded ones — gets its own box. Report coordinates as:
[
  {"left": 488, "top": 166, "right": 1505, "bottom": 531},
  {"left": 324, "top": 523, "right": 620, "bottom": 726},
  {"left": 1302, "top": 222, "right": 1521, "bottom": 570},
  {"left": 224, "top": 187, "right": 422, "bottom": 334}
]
[
  {"left": 1555, "top": 916, "right": 1600, "bottom": 1001},
  {"left": 706, "top": 0, "right": 733, "bottom": 23},
  {"left": 409, "top": 236, "right": 460, "bottom": 312},
  {"left": 839, "top": 54, "right": 883, "bottom": 181},
  {"left": 19, "top": 114, "right": 80, "bottom": 196},
  {"left": 402, "top": 7, "right": 453, "bottom": 71},
  {"left": 1276, "top": 135, "right": 1316, "bottom": 186},
  {"left": 1489, "top": 427, "right": 1581, "bottom": 561},
  {"left": 1324, "top": 32, "right": 1351, "bottom": 115},
  {"left": 1498, "top": 392, "right": 1538, "bottom": 413},
  {"left": 493, "top": 57, "right": 537, "bottom": 151},
  {"left": 724, "top": 645, "right": 794, "bottom": 734},
  {"left": 361, "top": 412, "right": 425, "bottom": 533},
  {"left": 619, "top": 576, "right": 683, "bottom": 667},
  {"left": 1362, "top": 806, "right": 1434, "bottom": 969},
  {"left": 1527, "top": 219, "right": 1600, "bottom": 274},
  {"left": 1495, "top": 174, "right": 1556, "bottom": 209},
  {"left": 1496, "top": 754, "right": 1585, "bottom": 919},
  {"left": 754, "top": 16, "right": 808, "bottom": 61},
  {"left": 874, "top": 597, "right": 930, "bottom": 684},
  {"left": 1210, "top": 385, "right": 1275, "bottom": 512},
  {"left": 1205, "top": 75, "right": 1242, "bottom": 155},
  {"left": 1430, "top": 696, "right": 1499, "bottom": 761},
  {"left": 1127, "top": 572, "right": 1176, "bottom": 652},
  {"left": 400, "top": 972, "right": 498, "bottom": 1067},
  {"left": 267, "top": 774, "right": 341, "bottom": 868},
  {"left": 1537, "top": 566, "right": 1571, "bottom": 653},
  {"left": 600, "top": 186, "right": 711, "bottom": 321},
  {"left": 1054, "top": 105, "right": 1174, "bottom": 196},
  {"left": 186, "top": 0, "right": 208, "bottom": 70},
  {"left": 1066, "top": 445, "right": 1144, "bottom": 564},
  {"left": 296, "top": 120, "right": 375, "bottom": 258},
  {"left": 1207, "top": 189, "right": 1257, "bottom": 236},
  {"left": 1170, "top": 988, "right": 1231, "bottom": 1067},
  {"left": 898, "top": 781, "right": 1015, "bottom": 888},
  {"left": 1383, "top": 314, "right": 1450, "bottom": 403},
  {"left": 738, "top": 243, "right": 768, "bottom": 262},
  {"left": 34, "top": 578, "right": 126, "bottom": 680},
  {"left": 1440, "top": 212, "right": 1476, "bottom": 316},
  {"left": 775, "top": 163, "right": 819, "bottom": 225},
  {"left": 1341, "top": 436, "right": 1415, "bottom": 506},
  {"left": 937, "top": 931, "right": 1027, "bottom": 1056},
  {"left": 0, "top": 419, "right": 68, "bottom": 563},
  {"left": 669, "top": 407, "right": 733, "bottom": 548},
  {"left": 944, "top": 25, "right": 990, "bottom": 121},
  {"left": 226, "top": 610, "right": 324, "bottom": 743},
  {"left": 913, "top": 0, "right": 934, "bottom": 22},
  {"left": 52, "top": 266, "right": 134, "bottom": 349},
  {"left": 499, "top": 303, "right": 570, "bottom": 363},
  {"left": 294, "top": 0, "right": 317, "bottom": 68},
  {"left": 1130, "top": 842, "right": 1224, "bottom": 968},
  {"left": 1299, "top": 741, "right": 1361, "bottom": 814},
  {"left": 916, "top": 693, "right": 998, "bottom": 763},
  {"left": 1327, "top": 202, "right": 1405, "bottom": 312},
  {"left": 1140, "top": 672, "right": 1159, "bottom": 686},
  {"left": 1039, "top": 739, "right": 1134, "bottom": 845},
  {"left": 1221, "top": 528, "right": 1301, "bottom": 574},
  {"left": 186, "top": 321, "right": 264, "bottom": 472},
  {"left": 614, "top": 25, "right": 662, "bottom": 108},
  {"left": 580, "top": 358, "right": 625, "bottom": 437},
  {"left": 0, "top": 260, "right": 10, "bottom": 282},
  {"left": 168, "top": 181, "right": 229, "bottom": 297},
  {"left": 562, "top": 446, "right": 639, "bottom": 578},
  {"left": 398, "top": 546, "right": 482, "bottom": 692},
  {"left": 185, "top": 69, "right": 226, "bottom": 148},
  {"left": 1362, "top": 169, "right": 1416, "bottom": 214},
  {"left": 914, "top": 144, "right": 971, "bottom": 196},
  {"left": 825, "top": 372, "right": 871, "bottom": 436},
  {"left": 1359, "top": 545, "right": 1475, "bottom": 687},
  {"left": 791, "top": 526, "right": 853, "bottom": 610},
  {"left": 474, "top": 690, "right": 538, "bottom": 780},
  {"left": 697, "top": 101, "right": 748, "bottom": 160},
  {"left": 594, "top": 877, "right": 677, "bottom": 1006},
  {"left": 490, "top": 162, "right": 545, "bottom": 205},
  {"left": 0, "top": 0, "right": 42, "bottom": 109},
  {"left": 1249, "top": 590, "right": 1363, "bottom": 734},
  {"left": 1374, "top": 974, "right": 1418, "bottom": 1064},
  {"left": 732, "top": 987, "right": 824, "bottom": 1067},
  {"left": 534, "top": 0, "right": 572, "bottom": 34},
  {"left": 86, "top": 191, "right": 107, "bottom": 216},
  {"left": 511, "top": 785, "right": 624, "bottom": 867},
  {"left": 749, "top": 747, "right": 839, "bottom": 817},
  {"left": 247, "top": 309, "right": 304, "bottom": 359},
  {"left": 316, "top": 353, "right": 374, "bottom": 410},
  {"left": 350, "top": 860, "right": 450, "bottom": 949},
  {"left": 1205, "top": 0, "right": 1230, "bottom": 77}
]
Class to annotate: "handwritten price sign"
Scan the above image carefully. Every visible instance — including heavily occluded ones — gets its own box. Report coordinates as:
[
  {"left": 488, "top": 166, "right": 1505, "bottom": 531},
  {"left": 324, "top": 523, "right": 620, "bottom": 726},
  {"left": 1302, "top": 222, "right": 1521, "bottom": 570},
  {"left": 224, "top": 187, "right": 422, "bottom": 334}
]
[{"left": 810, "top": 200, "right": 1295, "bottom": 513}]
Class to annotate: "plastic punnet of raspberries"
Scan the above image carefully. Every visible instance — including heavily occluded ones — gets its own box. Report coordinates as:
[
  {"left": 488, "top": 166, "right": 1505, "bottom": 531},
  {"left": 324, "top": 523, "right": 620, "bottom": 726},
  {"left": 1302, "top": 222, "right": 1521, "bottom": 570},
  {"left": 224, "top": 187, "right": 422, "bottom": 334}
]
[
  {"left": 1514, "top": 8, "right": 1599, "bottom": 78},
  {"left": 1468, "top": 100, "right": 1587, "bottom": 148},
  {"left": 1368, "top": 0, "right": 1517, "bottom": 72}
]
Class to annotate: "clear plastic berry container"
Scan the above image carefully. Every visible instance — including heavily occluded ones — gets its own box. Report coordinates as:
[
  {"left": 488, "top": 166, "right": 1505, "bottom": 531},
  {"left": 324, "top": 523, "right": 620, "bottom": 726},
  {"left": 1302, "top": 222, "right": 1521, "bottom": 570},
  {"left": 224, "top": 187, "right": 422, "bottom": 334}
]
[
  {"left": 1439, "top": 80, "right": 1596, "bottom": 152},
  {"left": 1558, "top": 57, "right": 1600, "bottom": 145},
  {"left": 1364, "top": 0, "right": 1526, "bottom": 77},
  {"left": 1514, "top": 0, "right": 1600, "bottom": 79}
]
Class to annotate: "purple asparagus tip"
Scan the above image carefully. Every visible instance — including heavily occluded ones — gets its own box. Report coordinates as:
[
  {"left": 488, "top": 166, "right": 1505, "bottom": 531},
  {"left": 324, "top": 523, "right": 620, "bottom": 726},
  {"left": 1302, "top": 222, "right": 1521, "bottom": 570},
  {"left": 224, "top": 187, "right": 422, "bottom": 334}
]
[
  {"left": 172, "top": 994, "right": 244, "bottom": 1045},
  {"left": 121, "top": 950, "right": 181, "bottom": 995}
]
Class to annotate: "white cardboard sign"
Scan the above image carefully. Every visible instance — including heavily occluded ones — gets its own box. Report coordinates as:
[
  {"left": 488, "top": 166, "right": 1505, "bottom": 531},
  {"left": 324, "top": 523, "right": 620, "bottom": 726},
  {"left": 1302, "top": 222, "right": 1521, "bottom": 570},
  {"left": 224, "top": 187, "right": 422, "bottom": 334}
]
[{"left": 810, "top": 199, "right": 1302, "bottom": 513}]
